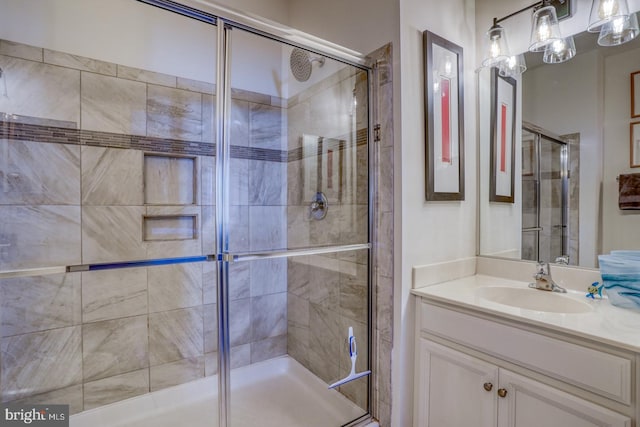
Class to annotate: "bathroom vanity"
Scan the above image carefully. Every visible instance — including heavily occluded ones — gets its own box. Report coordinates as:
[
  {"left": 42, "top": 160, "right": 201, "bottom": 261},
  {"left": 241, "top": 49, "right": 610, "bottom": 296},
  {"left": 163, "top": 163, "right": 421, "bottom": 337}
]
[{"left": 412, "top": 271, "right": 640, "bottom": 427}]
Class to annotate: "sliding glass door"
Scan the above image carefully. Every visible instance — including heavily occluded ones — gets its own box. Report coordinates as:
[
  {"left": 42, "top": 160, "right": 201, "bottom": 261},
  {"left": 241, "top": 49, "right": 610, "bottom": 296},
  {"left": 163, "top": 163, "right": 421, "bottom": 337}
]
[
  {"left": 521, "top": 126, "right": 568, "bottom": 264},
  {"left": 219, "top": 24, "right": 371, "bottom": 427},
  {"left": 0, "top": 1, "right": 220, "bottom": 423},
  {"left": 0, "top": 2, "right": 372, "bottom": 426}
]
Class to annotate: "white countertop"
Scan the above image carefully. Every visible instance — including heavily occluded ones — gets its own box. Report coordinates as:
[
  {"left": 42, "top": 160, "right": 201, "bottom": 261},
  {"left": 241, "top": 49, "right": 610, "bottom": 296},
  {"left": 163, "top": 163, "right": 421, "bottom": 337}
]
[{"left": 412, "top": 274, "right": 640, "bottom": 353}]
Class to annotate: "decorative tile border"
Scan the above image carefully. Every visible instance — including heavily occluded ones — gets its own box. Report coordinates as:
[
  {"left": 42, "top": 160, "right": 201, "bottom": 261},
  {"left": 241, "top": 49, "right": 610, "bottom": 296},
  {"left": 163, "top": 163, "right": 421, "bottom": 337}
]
[{"left": 0, "top": 117, "right": 368, "bottom": 163}]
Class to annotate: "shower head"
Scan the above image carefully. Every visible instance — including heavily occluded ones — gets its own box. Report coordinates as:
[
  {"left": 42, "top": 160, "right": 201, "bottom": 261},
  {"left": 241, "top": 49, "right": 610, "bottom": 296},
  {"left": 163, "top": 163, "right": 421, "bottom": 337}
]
[{"left": 290, "top": 48, "right": 325, "bottom": 82}]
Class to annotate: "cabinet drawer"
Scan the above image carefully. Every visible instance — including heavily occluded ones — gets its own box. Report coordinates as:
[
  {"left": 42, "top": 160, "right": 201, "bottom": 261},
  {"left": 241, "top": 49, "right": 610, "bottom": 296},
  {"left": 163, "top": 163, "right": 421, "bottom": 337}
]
[{"left": 419, "top": 302, "right": 633, "bottom": 405}]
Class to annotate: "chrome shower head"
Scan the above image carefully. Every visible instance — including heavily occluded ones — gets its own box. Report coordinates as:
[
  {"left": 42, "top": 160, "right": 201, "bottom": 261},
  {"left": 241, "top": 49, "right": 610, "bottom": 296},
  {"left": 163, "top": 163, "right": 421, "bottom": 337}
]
[{"left": 290, "top": 48, "right": 325, "bottom": 82}]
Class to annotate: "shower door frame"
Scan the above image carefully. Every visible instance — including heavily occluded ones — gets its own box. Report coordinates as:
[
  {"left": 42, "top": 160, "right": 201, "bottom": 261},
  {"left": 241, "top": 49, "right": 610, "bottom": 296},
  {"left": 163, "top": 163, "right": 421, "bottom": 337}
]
[
  {"left": 139, "top": 1, "right": 377, "bottom": 426},
  {"left": 521, "top": 123, "right": 569, "bottom": 263},
  {"left": 0, "top": 2, "right": 378, "bottom": 425}
]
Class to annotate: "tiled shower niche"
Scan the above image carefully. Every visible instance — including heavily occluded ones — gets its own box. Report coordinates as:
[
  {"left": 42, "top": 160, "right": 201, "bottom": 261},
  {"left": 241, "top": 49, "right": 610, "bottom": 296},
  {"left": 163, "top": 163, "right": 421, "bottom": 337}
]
[{"left": 0, "top": 36, "right": 371, "bottom": 416}]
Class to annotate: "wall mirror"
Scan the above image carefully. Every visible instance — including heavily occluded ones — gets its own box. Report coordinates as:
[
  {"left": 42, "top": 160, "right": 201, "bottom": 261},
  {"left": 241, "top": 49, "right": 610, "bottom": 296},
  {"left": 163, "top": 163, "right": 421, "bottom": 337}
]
[{"left": 478, "top": 28, "right": 640, "bottom": 269}]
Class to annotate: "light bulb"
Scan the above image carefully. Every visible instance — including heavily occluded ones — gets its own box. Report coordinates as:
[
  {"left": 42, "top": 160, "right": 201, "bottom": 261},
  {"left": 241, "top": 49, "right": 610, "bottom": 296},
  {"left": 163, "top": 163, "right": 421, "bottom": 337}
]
[
  {"left": 553, "top": 39, "right": 565, "bottom": 53},
  {"left": 612, "top": 16, "right": 626, "bottom": 34},
  {"left": 599, "top": 0, "right": 619, "bottom": 19},
  {"left": 537, "top": 16, "right": 551, "bottom": 42},
  {"left": 490, "top": 37, "right": 502, "bottom": 59},
  {"left": 444, "top": 58, "right": 452, "bottom": 75}
]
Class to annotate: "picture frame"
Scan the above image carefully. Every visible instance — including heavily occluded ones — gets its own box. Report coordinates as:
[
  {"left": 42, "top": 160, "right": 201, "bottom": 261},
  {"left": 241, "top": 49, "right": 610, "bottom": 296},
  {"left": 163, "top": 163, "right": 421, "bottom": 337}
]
[
  {"left": 489, "top": 67, "right": 516, "bottom": 203},
  {"left": 522, "top": 139, "right": 534, "bottom": 177},
  {"left": 423, "top": 30, "right": 465, "bottom": 201},
  {"left": 632, "top": 71, "right": 640, "bottom": 119},
  {"left": 632, "top": 122, "right": 640, "bottom": 168}
]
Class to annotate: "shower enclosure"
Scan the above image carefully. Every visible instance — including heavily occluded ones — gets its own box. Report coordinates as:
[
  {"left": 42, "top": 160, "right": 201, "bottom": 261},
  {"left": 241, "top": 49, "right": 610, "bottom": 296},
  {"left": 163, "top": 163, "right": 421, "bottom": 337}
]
[
  {"left": 521, "top": 125, "right": 569, "bottom": 264},
  {"left": 0, "top": 1, "right": 374, "bottom": 426}
]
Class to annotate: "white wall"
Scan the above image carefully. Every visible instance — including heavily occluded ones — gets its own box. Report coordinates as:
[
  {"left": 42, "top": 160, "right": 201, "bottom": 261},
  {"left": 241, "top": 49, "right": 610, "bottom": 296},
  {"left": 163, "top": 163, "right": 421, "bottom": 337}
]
[
  {"left": 478, "top": 66, "right": 523, "bottom": 259},
  {"left": 522, "top": 50, "right": 603, "bottom": 267},
  {"left": 203, "top": 0, "right": 291, "bottom": 25},
  {"left": 0, "top": 0, "right": 293, "bottom": 97},
  {"left": 0, "top": 0, "right": 217, "bottom": 83},
  {"left": 288, "top": 0, "right": 399, "bottom": 56},
  {"left": 602, "top": 46, "right": 640, "bottom": 253},
  {"left": 397, "top": 0, "right": 477, "bottom": 426}
]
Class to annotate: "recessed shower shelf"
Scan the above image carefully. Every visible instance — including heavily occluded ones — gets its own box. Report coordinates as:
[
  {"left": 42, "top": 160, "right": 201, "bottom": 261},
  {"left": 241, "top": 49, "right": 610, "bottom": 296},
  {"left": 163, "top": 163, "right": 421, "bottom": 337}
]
[
  {"left": 143, "top": 153, "right": 197, "bottom": 205},
  {"left": 143, "top": 215, "right": 198, "bottom": 241}
]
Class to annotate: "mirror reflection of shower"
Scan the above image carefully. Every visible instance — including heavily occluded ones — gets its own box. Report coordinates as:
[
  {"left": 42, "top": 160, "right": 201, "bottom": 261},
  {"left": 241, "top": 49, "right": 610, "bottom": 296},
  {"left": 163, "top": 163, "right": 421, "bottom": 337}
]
[
  {"left": 521, "top": 125, "right": 570, "bottom": 264},
  {"left": 0, "top": 67, "right": 8, "bottom": 98},
  {"left": 289, "top": 48, "right": 325, "bottom": 82}
]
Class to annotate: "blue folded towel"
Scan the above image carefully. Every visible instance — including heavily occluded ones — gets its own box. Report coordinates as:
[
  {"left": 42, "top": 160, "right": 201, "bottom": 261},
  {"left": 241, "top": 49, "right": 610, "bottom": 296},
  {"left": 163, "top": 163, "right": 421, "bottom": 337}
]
[{"left": 599, "top": 251, "right": 640, "bottom": 309}]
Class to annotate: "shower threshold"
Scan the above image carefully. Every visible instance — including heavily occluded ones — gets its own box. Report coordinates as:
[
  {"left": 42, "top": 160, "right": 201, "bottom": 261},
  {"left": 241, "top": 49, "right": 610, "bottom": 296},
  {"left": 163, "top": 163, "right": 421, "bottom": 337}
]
[{"left": 70, "top": 356, "right": 368, "bottom": 427}]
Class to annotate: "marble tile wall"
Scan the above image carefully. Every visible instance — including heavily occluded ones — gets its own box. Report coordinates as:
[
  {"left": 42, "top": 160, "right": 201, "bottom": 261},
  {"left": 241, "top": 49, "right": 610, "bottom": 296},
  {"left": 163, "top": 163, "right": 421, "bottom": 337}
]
[
  {"left": 0, "top": 37, "right": 387, "bottom": 423},
  {"left": 0, "top": 39, "right": 287, "bottom": 415},
  {"left": 285, "top": 59, "right": 375, "bottom": 416}
]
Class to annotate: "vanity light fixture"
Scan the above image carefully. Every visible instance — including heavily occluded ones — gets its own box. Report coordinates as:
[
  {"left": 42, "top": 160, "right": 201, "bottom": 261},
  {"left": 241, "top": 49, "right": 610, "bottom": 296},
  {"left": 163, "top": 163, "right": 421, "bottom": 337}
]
[
  {"left": 499, "top": 54, "right": 527, "bottom": 78},
  {"left": 481, "top": 18, "right": 510, "bottom": 67},
  {"left": 597, "top": 12, "right": 639, "bottom": 46},
  {"left": 588, "top": 0, "right": 630, "bottom": 32},
  {"left": 543, "top": 36, "right": 576, "bottom": 63},
  {"left": 529, "top": 4, "right": 563, "bottom": 52},
  {"left": 480, "top": 0, "right": 570, "bottom": 75},
  {"left": 480, "top": 0, "right": 640, "bottom": 72}
]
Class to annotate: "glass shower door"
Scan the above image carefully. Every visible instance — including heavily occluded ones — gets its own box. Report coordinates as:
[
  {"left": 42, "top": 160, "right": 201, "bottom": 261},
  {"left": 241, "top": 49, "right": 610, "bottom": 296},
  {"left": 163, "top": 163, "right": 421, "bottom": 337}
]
[
  {"left": 219, "top": 25, "right": 371, "bottom": 427},
  {"left": 521, "top": 129, "right": 539, "bottom": 261},
  {"left": 539, "top": 135, "right": 568, "bottom": 263},
  {"left": 521, "top": 126, "right": 568, "bottom": 264},
  {"left": 0, "top": 3, "right": 219, "bottom": 423}
]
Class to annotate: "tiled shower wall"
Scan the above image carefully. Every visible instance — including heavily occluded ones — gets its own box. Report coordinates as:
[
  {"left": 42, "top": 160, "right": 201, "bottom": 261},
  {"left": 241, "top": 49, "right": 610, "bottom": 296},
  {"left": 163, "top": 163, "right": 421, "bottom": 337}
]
[
  {"left": 285, "top": 63, "right": 370, "bottom": 409},
  {"left": 0, "top": 39, "right": 288, "bottom": 413}
]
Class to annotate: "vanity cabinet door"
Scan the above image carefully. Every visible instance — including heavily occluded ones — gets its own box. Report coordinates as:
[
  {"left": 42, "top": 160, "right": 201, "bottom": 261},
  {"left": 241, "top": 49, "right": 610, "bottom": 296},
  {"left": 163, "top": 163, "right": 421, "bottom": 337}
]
[
  {"left": 415, "top": 339, "right": 498, "bottom": 427},
  {"left": 497, "top": 369, "right": 631, "bottom": 427}
]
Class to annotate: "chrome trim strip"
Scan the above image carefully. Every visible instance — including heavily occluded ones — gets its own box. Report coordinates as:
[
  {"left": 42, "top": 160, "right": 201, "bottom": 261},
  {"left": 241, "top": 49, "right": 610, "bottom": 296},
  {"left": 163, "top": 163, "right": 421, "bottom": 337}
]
[
  {"left": 135, "top": 0, "right": 216, "bottom": 24},
  {"left": 0, "top": 266, "right": 67, "bottom": 279},
  {"left": 0, "top": 256, "right": 214, "bottom": 279},
  {"left": 216, "top": 21, "right": 232, "bottom": 427},
  {"left": 141, "top": 0, "right": 368, "bottom": 67},
  {"left": 231, "top": 243, "right": 371, "bottom": 262},
  {"left": 367, "top": 61, "right": 377, "bottom": 419}
]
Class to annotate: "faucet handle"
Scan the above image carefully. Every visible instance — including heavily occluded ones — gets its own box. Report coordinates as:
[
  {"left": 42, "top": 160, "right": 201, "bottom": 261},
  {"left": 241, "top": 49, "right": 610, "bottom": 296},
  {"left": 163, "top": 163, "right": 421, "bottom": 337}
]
[{"left": 535, "top": 261, "right": 549, "bottom": 274}]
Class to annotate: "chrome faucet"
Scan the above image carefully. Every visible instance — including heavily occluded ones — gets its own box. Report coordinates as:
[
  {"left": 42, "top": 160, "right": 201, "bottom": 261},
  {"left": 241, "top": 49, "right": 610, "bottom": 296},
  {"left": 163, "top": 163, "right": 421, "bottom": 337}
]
[
  {"left": 554, "top": 255, "right": 570, "bottom": 265},
  {"left": 529, "top": 262, "right": 567, "bottom": 293}
]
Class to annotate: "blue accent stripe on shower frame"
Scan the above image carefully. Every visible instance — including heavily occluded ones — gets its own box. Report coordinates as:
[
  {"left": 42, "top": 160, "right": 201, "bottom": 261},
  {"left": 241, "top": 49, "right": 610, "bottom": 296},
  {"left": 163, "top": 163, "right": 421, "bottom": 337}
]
[{"left": 67, "top": 255, "right": 212, "bottom": 272}]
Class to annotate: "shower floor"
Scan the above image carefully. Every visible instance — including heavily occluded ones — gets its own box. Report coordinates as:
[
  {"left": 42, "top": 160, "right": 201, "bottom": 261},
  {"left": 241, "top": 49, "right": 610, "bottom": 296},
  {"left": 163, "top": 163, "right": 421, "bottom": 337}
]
[{"left": 70, "top": 356, "right": 371, "bottom": 427}]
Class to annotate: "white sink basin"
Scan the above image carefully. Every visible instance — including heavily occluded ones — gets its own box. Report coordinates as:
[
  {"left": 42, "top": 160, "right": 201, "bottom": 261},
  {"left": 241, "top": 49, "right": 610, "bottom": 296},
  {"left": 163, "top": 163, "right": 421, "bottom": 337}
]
[{"left": 475, "top": 286, "right": 593, "bottom": 314}]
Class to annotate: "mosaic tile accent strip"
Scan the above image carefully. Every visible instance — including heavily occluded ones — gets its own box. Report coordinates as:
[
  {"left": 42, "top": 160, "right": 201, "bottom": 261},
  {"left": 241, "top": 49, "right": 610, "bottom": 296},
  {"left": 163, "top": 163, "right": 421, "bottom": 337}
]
[
  {"left": 287, "top": 128, "right": 368, "bottom": 162},
  {"left": 0, "top": 118, "right": 368, "bottom": 164}
]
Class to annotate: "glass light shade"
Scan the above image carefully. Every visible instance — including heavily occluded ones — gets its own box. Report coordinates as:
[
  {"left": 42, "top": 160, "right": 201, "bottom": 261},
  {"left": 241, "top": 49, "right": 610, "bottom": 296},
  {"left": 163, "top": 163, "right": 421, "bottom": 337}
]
[
  {"left": 588, "top": 0, "right": 630, "bottom": 32},
  {"left": 439, "top": 54, "right": 455, "bottom": 77},
  {"left": 499, "top": 54, "right": 527, "bottom": 77},
  {"left": 482, "top": 24, "right": 510, "bottom": 67},
  {"left": 597, "top": 13, "right": 639, "bottom": 46},
  {"left": 543, "top": 36, "right": 576, "bottom": 64},
  {"left": 529, "top": 6, "right": 563, "bottom": 52}
]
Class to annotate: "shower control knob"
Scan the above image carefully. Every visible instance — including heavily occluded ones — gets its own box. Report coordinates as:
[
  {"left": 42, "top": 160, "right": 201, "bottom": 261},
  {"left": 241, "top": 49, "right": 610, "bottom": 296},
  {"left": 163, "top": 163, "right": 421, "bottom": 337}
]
[{"left": 309, "top": 191, "right": 328, "bottom": 220}]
